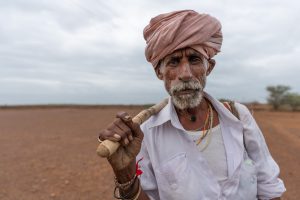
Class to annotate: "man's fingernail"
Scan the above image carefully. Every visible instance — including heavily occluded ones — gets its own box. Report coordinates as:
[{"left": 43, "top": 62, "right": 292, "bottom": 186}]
[
  {"left": 129, "top": 135, "right": 133, "bottom": 141},
  {"left": 124, "top": 115, "right": 131, "bottom": 120},
  {"left": 113, "top": 134, "right": 121, "bottom": 139},
  {"left": 124, "top": 138, "right": 129, "bottom": 145}
]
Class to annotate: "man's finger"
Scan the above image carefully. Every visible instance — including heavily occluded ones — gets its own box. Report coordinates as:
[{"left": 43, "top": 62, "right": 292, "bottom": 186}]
[
  {"left": 98, "top": 129, "right": 121, "bottom": 142},
  {"left": 116, "top": 111, "right": 135, "bottom": 133},
  {"left": 116, "top": 111, "right": 132, "bottom": 122},
  {"left": 116, "top": 111, "right": 144, "bottom": 138},
  {"left": 113, "top": 119, "right": 132, "bottom": 136},
  {"left": 131, "top": 122, "right": 144, "bottom": 139}
]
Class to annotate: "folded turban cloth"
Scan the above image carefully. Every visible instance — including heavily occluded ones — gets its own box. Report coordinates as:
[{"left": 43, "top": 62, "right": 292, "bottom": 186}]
[{"left": 143, "top": 10, "right": 223, "bottom": 68}]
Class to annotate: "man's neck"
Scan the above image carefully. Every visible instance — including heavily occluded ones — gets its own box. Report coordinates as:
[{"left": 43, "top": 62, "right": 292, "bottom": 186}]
[{"left": 175, "top": 97, "right": 211, "bottom": 131}]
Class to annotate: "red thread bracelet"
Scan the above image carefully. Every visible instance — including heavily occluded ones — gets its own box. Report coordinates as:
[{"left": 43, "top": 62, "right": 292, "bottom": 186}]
[{"left": 136, "top": 157, "right": 143, "bottom": 176}]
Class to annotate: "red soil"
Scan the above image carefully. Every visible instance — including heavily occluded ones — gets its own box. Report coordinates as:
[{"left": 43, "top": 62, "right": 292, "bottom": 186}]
[{"left": 0, "top": 106, "right": 298, "bottom": 200}]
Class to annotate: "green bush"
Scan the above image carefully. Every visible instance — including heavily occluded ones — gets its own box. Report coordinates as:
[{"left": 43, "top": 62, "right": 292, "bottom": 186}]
[
  {"left": 283, "top": 93, "right": 300, "bottom": 111},
  {"left": 266, "top": 85, "right": 290, "bottom": 110}
]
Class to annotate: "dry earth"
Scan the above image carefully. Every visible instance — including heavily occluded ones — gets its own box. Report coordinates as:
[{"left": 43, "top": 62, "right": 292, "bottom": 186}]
[{"left": 0, "top": 106, "right": 299, "bottom": 200}]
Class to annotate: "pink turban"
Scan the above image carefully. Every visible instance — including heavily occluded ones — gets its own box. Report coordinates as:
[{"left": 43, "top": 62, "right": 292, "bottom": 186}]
[{"left": 144, "top": 10, "right": 223, "bottom": 68}]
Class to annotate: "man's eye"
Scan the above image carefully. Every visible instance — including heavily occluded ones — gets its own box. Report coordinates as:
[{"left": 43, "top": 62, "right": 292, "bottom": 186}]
[
  {"left": 189, "top": 56, "right": 202, "bottom": 63},
  {"left": 168, "top": 59, "right": 179, "bottom": 66}
]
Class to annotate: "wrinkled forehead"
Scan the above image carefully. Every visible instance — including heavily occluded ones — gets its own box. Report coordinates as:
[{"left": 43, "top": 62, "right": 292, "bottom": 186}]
[{"left": 163, "top": 47, "right": 203, "bottom": 60}]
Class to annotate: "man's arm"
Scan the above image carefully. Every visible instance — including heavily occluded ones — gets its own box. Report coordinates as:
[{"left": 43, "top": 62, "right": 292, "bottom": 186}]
[
  {"left": 236, "top": 103, "right": 286, "bottom": 199},
  {"left": 99, "top": 112, "right": 151, "bottom": 200}
]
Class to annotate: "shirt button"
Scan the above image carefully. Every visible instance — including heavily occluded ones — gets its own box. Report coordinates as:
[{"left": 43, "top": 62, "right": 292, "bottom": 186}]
[{"left": 251, "top": 176, "right": 256, "bottom": 184}]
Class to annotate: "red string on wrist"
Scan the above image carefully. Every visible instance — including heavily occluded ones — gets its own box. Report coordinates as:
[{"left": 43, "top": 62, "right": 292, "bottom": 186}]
[{"left": 136, "top": 157, "right": 143, "bottom": 176}]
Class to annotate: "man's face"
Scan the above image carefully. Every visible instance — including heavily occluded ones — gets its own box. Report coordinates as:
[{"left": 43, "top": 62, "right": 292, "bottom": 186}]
[{"left": 156, "top": 47, "right": 211, "bottom": 110}]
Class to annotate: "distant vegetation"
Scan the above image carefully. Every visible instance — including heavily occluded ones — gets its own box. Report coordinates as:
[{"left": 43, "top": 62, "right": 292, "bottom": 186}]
[{"left": 267, "top": 85, "right": 300, "bottom": 111}]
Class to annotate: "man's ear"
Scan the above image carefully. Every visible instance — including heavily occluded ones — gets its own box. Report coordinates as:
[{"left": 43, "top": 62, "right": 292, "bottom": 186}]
[
  {"left": 155, "top": 66, "right": 164, "bottom": 80},
  {"left": 206, "top": 59, "right": 216, "bottom": 76}
]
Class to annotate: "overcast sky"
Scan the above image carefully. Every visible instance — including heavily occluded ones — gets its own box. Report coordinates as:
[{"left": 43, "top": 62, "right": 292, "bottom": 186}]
[{"left": 0, "top": 0, "right": 299, "bottom": 105}]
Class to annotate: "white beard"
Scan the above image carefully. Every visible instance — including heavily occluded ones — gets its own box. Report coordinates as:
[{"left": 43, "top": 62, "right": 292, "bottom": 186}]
[{"left": 169, "top": 77, "right": 206, "bottom": 110}]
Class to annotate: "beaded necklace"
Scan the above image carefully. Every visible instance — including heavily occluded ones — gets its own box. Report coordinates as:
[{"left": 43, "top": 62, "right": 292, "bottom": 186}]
[
  {"left": 194, "top": 108, "right": 210, "bottom": 132},
  {"left": 196, "top": 103, "right": 214, "bottom": 152}
]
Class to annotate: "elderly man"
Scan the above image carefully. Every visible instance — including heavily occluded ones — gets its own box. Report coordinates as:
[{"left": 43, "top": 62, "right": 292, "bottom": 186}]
[{"left": 98, "top": 10, "right": 286, "bottom": 200}]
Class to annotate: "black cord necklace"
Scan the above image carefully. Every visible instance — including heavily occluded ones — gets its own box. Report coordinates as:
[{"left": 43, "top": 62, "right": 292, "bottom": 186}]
[
  {"left": 179, "top": 100, "right": 210, "bottom": 123},
  {"left": 178, "top": 110, "right": 197, "bottom": 122}
]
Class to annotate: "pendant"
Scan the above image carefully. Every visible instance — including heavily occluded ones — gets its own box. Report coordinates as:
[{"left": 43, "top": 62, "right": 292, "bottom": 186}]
[{"left": 190, "top": 115, "right": 196, "bottom": 122}]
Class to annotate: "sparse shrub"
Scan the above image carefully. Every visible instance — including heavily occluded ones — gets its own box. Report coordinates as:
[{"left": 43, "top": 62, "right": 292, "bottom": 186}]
[
  {"left": 266, "top": 85, "right": 291, "bottom": 110},
  {"left": 283, "top": 93, "right": 300, "bottom": 111}
]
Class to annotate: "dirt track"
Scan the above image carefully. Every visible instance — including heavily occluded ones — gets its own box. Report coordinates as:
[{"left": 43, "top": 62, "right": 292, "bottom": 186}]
[{"left": 0, "top": 106, "right": 299, "bottom": 200}]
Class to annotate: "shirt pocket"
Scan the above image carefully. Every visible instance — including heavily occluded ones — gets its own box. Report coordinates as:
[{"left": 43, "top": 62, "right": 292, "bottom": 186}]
[
  {"left": 157, "top": 152, "right": 188, "bottom": 191},
  {"left": 237, "top": 158, "right": 258, "bottom": 200}
]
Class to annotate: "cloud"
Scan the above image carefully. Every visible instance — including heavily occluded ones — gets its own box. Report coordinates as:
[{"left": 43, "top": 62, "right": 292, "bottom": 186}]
[{"left": 0, "top": 0, "right": 299, "bottom": 104}]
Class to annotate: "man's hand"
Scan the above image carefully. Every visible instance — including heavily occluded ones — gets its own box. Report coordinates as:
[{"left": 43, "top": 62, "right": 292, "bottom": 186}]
[{"left": 98, "top": 111, "right": 144, "bottom": 172}]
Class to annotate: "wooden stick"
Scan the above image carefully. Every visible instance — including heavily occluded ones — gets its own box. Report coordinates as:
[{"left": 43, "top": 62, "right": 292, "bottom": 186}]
[{"left": 96, "top": 98, "right": 169, "bottom": 158}]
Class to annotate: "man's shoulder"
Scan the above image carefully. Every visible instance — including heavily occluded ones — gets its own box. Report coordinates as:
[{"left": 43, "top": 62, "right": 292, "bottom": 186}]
[
  {"left": 140, "top": 100, "right": 172, "bottom": 131},
  {"left": 217, "top": 99, "right": 252, "bottom": 121},
  {"left": 140, "top": 112, "right": 168, "bottom": 131},
  {"left": 140, "top": 115, "right": 154, "bottom": 131},
  {"left": 218, "top": 100, "right": 249, "bottom": 113},
  {"left": 231, "top": 102, "right": 254, "bottom": 123},
  {"left": 233, "top": 102, "right": 252, "bottom": 115}
]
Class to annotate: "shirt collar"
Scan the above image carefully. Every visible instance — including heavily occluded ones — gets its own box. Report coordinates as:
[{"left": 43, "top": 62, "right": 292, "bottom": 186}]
[
  {"left": 147, "top": 92, "right": 240, "bottom": 130},
  {"left": 147, "top": 96, "right": 183, "bottom": 130}
]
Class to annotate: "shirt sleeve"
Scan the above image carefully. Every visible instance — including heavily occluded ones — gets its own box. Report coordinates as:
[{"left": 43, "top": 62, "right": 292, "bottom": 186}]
[
  {"left": 236, "top": 103, "right": 286, "bottom": 199},
  {"left": 136, "top": 124, "right": 160, "bottom": 200}
]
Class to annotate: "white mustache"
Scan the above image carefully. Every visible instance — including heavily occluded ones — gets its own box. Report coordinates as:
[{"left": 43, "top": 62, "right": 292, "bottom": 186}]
[{"left": 170, "top": 80, "right": 202, "bottom": 94}]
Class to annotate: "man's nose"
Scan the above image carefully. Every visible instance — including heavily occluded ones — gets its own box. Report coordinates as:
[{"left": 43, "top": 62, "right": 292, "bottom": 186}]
[{"left": 178, "top": 63, "right": 192, "bottom": 81}]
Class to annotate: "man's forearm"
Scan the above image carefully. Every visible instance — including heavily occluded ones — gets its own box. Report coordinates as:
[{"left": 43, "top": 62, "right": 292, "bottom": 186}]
[{"left": 114, "top": 161, "right": 150, "bottom": 200}]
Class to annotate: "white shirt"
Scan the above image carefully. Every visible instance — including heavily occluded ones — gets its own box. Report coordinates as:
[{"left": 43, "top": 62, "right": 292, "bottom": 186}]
[
  {"left": 137, "top": 92, "right": 286, "bottom": 200},
  {"left": 185, "top": 125, "right": 228, "bottom": 182}
]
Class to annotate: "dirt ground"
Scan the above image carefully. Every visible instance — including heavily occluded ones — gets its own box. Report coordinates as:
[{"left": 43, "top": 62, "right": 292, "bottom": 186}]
[{"left": 0, "top": 106, "right": 299, "bottom": 200}]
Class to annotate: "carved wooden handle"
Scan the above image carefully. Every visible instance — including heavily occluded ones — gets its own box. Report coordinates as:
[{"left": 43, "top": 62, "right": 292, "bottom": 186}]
[{"left": 96, "top": 98, "right": 168, "bottom": 158}]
